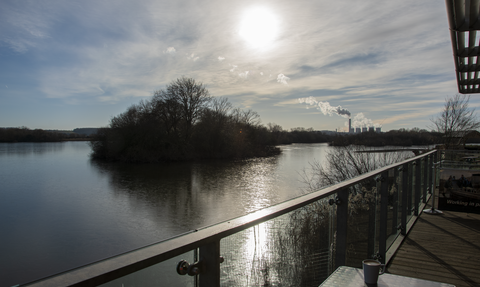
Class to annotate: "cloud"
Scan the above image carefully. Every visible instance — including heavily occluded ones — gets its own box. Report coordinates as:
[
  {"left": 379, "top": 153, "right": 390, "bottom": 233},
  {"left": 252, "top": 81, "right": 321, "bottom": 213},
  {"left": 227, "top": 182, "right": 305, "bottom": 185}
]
[
  {"left": 381, "top": 111, "right": 428, "bottom": 125},
  {"left": 239, "top": 71, "right": 249, "bottom": 79},
  {"left": 187, "top": 53, "right": 199, "bottom": 61},
  {"left": 163, "top": 47, "right": 176, "bottom": 54},
  {"left": 218, "top": 56, "right": 225, "bottom": 61},
  {"left": 277, "top": 74, "right": 290, "bottom": 85},
  {"left": 0, "top": 1, "right": 56, "bottom": 52}
]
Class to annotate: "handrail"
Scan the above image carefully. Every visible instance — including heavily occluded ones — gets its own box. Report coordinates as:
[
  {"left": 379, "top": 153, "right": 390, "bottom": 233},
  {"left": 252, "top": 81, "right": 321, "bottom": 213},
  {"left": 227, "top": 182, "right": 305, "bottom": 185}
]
[{"left": 22, "top": 149, "right": 437, "bottom": 287}]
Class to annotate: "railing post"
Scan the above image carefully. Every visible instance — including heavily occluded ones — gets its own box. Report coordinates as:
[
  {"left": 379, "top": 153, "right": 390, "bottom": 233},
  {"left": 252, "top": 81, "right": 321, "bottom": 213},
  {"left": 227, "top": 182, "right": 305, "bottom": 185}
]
[
  {"left": 429, "top": 152, "right": 435, "bottom": 195},
  {"left": 424, "top": 150, "right": 443, "bottom": 215},
  {"left": 378, "top": 171, "right": 389, "bottom": 264},
  {"left": 199, "top": 241, "right": 221, "bottom": 287},
  {"left": 407, "top": 162, "right": 413, "bottom": 218},
  {"left": 391, "top": 168, "right": 399, "bottom": 236},
  {"left": 367, "top": 179, "right": 377, "bottom": 260},
  {"left": 423, "top": 156, "right": 428, "bottom": 203},
  {"left": 414, "top": 159, "right": 421, "bottom": 216},
  {"left": 401, "top": 163, "right": 408, "bottom": 235},
  {"left": 335, "top": 188, "right": 348, "bottom": 268}
]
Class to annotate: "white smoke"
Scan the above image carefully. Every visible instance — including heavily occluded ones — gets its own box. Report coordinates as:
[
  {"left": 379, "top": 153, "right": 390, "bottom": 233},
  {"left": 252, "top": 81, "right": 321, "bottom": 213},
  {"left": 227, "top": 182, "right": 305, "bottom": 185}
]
[
  {"left": 218, "top": 56, "right": 225, "bottom": 61},
  {"left": 298, "top": 96, "right": 350, "bottom": 118},
  {"left": 298, "top": 96, "right": 381, "bottom": 129},
  {"left": 350, "top": 112, "right": 381, "bottom": 128}
]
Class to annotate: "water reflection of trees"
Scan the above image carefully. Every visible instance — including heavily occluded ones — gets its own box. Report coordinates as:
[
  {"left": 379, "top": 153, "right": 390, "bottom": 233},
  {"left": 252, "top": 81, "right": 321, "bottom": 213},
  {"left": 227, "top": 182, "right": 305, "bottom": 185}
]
[
  {"left": 0, "top": 142, "right": 66, "bottom": 156},
  {"left": 89, "top": 156, "right": 282, "bottom": 235}
]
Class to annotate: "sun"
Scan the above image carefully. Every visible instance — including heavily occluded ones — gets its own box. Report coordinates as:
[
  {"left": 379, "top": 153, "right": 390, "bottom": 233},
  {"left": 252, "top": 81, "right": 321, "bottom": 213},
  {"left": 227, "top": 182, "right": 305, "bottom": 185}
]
[{"left": 239, "top": 7, "right": 279, "bottom": 49}]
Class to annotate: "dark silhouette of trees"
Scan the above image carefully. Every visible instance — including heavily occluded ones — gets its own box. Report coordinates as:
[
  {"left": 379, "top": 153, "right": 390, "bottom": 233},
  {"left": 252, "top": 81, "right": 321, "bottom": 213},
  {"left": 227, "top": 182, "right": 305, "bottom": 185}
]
[
  {"left": 90, "top": 77, "right": 280, "bottom": 162},
  {"left": 0, "top": 127, "right": 68, "bottom": 142},
  {"left": 329, "top": 128, "right": 441, "bottom": 147},
  {"left": 431, "top": 94, "right": 480, "bottom": 149}
]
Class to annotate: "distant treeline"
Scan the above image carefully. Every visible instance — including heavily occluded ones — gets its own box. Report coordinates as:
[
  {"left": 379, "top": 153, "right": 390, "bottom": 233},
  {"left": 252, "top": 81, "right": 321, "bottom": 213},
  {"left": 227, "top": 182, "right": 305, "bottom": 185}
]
[
  {"left": 0, "top": 127, "right": 97, "bottom": 142},
  {"left": 329, "top": 128, "right": 442, "bottom": 146},
  {"left": 267, "top": 125, "right": 333, "bottom": 144},
  {"left": 0, "top": 127, "right": 68, "bottom": 142},
  {"left": 255, "top": 126, "right": 441, "bottom": 146}
]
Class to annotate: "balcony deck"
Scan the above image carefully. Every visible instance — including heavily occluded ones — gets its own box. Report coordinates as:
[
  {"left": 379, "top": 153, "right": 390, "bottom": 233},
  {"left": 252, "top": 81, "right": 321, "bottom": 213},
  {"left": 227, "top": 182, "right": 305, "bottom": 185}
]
[{"left": 387, "top": 202, "right": 480, "bottom": 287}]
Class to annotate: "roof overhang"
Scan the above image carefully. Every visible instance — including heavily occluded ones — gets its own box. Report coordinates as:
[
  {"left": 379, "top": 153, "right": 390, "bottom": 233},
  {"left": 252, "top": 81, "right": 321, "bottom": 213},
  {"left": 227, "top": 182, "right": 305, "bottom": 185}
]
[{"left": 445, "top": 0, "right": 480, "bottom": 94}]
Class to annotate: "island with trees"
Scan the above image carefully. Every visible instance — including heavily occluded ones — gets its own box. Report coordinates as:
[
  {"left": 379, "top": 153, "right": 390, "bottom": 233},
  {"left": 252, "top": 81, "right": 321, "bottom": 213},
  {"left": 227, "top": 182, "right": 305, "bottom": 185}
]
[{"left": 90, "top": 77, "right": 281, "bottom": 162}]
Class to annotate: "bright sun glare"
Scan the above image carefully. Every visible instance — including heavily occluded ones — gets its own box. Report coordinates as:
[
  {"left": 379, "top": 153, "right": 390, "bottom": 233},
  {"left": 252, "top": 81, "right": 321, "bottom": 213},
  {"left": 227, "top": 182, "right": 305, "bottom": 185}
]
[{"left": 239, "top": 7, "right": 279, "bottom": 49}]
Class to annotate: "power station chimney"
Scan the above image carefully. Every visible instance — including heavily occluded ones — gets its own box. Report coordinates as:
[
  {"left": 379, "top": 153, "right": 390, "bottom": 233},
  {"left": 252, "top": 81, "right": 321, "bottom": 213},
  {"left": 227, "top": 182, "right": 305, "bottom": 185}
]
[{"left": 349, "top": 118, "right": 352, "bottom": 133}]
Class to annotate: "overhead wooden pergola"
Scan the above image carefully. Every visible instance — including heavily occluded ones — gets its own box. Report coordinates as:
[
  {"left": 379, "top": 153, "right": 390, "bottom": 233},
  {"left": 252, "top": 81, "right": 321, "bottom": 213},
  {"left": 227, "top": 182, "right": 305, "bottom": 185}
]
[{"left": 445, "top": 0, "right": 480, "bottom": 94}]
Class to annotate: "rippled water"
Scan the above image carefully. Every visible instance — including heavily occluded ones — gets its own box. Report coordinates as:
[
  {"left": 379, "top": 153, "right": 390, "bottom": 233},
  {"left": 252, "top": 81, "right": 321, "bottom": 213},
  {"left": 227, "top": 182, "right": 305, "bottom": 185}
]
[{"left": 0, "top": 141, "right": 333, "bottom": 286}]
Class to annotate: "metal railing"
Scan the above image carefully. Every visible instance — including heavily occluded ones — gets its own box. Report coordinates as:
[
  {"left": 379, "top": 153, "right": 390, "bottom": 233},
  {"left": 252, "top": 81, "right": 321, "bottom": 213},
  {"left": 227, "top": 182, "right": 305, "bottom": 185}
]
[{"left": 21, "top": 150, "right": 438, "bottom": 287}]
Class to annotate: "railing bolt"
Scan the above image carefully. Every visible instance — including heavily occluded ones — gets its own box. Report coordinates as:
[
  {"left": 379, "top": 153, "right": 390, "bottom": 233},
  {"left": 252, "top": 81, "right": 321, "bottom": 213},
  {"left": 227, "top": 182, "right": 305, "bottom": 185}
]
[
  {"left": 176, "top": 260, "right": 189, "bottom": 275},
  {"left": 177, "top": 259, "right": 207, "bottom": 276},
  {"left": 329, "top": 196, "right": 341, "bottom": 205},
  {"left": 188, "top": 265, "right": 201, "bottom": 276}
]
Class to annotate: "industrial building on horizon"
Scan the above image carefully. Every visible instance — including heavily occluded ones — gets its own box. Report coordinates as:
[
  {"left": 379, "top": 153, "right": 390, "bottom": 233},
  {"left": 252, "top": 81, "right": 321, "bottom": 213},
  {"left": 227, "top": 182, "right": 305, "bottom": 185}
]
[{"left": 348, "top": 118, "right": 381, "bottom": 134}]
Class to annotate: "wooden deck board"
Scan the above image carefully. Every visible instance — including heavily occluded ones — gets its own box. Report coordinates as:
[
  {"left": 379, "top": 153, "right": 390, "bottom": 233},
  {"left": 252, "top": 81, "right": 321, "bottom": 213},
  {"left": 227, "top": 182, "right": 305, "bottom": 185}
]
[{"left": 387, "top": 203, "right": 480, "bottom": 287}]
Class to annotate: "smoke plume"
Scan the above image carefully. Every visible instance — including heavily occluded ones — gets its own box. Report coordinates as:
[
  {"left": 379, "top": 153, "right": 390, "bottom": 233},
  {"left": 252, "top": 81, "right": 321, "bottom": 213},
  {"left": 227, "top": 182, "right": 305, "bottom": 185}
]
[
  {"left": 350, "top": 112, "right": 381, "bottom": 128},
  {"left": 298, "top": 96, "right": 381, "bottom": 130},
  {"left": 298, "top": 96, "right": 351, "bottom": 118}
]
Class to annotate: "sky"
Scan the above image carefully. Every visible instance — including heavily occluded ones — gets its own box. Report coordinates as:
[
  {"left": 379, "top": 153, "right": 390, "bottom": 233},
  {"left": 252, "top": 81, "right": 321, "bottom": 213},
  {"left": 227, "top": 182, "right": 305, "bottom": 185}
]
[{"left": 0, "top": 0, "right": 476, "bottom": 132}]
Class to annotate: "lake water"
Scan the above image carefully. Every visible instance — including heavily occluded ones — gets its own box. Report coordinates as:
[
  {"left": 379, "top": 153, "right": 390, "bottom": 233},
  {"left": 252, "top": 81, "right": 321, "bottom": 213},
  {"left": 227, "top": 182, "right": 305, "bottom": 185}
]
[{"left": 0, "top": 141, "right": 334, "bottom": 286}]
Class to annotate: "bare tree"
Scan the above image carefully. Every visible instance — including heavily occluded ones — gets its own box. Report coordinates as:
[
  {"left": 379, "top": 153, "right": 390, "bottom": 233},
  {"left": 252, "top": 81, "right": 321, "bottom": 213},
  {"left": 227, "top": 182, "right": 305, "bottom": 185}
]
[
  {"left": 152, "top": 77, "right": 212, "bottom": 141},
  {"left": 151, "top": 90, "right": 182, "bottom": 136},
  {"left": 231, "top": 108, "right": 260, "bottom": 125},
  {"left": 166, "top": 77, "right": 211, "bottom": 139},
  {"left": 302, "top": 145, "right": 411, "bottom": 192},
  {"left": 431, "top": 94, "right": 480, "bottom": 149}
]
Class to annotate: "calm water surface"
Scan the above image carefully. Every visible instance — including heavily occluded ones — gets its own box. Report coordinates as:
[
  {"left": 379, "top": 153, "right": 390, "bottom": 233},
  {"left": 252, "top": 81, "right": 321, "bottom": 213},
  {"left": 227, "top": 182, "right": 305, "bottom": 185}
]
[{"left": 0, "top": 142, "right": 332, "bottom": 286}]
